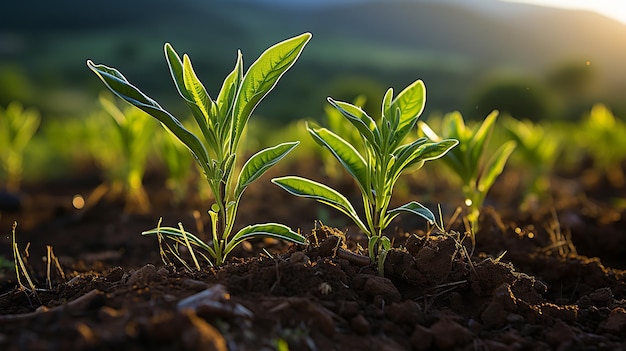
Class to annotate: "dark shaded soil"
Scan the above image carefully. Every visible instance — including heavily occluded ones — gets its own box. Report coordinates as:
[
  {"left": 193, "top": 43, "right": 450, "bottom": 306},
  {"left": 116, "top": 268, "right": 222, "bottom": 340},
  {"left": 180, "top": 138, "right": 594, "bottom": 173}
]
[{"left": 1, "top": 167, "right": 626, "bottom": 350}]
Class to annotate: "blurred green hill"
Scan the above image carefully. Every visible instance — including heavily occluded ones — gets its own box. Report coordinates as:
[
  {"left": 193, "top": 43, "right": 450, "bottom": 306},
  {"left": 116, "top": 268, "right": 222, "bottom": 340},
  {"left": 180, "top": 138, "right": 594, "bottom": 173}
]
[{"left": 1, "top": 0, "right": 625, "bottom": 121}]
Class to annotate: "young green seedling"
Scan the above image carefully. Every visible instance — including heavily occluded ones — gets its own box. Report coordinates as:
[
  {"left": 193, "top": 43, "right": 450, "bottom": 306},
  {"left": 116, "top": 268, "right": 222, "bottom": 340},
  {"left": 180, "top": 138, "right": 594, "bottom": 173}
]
[
  {"left": 87, "top": 33, "right": 311, "bottom": 266},
  {"left": 91, "top": 93, "right": 157, "bottom": 213},
  {"left": 502, "top": 116, "right": 560, "bottom": 209},
  {"left": 273, "top": 80, "right": 458, "bottom": 271},
  {"left": 419, "top": 111, "right": 516, "bottom": 239},
  {"left": 158, "top": 128, "right": 196, "bottom": 207},
  {"left": 0, "top": 102, "right": 41, "bottom": 192},
  {"left": 579, "top": 104, "right": 626, "bottom": 188}
]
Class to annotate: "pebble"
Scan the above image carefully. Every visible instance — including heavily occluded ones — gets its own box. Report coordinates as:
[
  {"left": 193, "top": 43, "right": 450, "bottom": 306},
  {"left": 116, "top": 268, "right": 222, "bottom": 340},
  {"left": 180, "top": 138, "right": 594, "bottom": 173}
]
[
  {"left": 430, "top": 318, "right": 473, "bottom": 350},
  {"left": 350, "top": 314, "right": 370, "bottom": 334},
  {"left": 363, "top": 275, "right": 402, "bottom": 303},
  {"left": 127, "top": 264, "right": 158, "bottom": 286},
  {"left": 410, "top": 324, "right": 433, "bottom": 351},
  {"left": 599, "top": 307, "right": 626, "bottom": 335}
]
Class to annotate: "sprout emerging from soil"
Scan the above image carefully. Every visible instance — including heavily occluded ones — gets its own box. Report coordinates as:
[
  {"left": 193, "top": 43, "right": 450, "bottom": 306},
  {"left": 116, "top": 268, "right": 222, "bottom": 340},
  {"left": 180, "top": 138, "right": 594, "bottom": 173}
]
[
  {"left": 87, "top": 33, "right": 312, "bottom": 267},
  {"left": 420, "top": 111, "right": 516, "bottom": 240},
  {"left": 273, "top": 80, "right": 457, "bottom": 273}
]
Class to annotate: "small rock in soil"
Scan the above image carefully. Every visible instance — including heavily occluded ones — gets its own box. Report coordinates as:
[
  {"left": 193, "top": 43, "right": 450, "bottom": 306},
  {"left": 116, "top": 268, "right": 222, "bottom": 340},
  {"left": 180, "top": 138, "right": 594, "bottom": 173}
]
[
  {"left": 599, "top": 307, "right": 626, "bottom": 336},
  {"left": 384, "top": 300, "right": 425, "bottom": 325},
  {"left": 363, "top": 275, "right": 402, "bottom": 303},
  {"left": 545, "top": 319, "right": 577, "bottom": 349},
  {"left": 288, "top": 251, "right": 310, "bottom": 265},
  {"left": 181, "top": 279, "right": 211, "bottom": 291},
  {"left": 481, "top": 283, "right": 517, "bottom": 328},
  {"left": 350, "top": 314, "right": 370, "bottom": 334},
  {"left": 127, "top": 264, "right": 158, "bottom": 286},
  {"left": 337, "top": 300, "right": 360, "bottom": 318},
  {"left": 429, "top": 318, "right": 473, "bottom": 350},
  {"left": 410, "top": 324, "right": 433, "bottom": 351}
]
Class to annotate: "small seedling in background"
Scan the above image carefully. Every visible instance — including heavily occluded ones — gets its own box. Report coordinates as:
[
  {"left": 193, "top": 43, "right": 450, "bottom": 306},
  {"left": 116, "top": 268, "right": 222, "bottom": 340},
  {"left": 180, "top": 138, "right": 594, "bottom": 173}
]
[
  {"left": 419, "top": 111, "right": 516, "bottom": 239},
  {"left": 89, "top": 93, "right": 157, "bottom": 214},
  {"left": 273, "top": 80, "right": 457, "bottom": 273},
  {"left": 502, "top": 116, "right": 561, "bottom": 209},
  {"left": 158, "top": 128, "right": 196, "bottom": 207},
  {"left": 579, "top": 104, "right": 626, "bottom": 188},
  {"left": 0, "top": 102, "right": 41, "bottom": 192},
  {"left": 88, "top": 33, "right": 311, "bottom": 266}
]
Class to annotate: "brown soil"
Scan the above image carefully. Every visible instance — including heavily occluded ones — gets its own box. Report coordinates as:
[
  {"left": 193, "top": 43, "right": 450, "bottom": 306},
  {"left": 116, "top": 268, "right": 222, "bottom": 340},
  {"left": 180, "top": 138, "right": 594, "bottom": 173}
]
[{"left": 1, "top": 166, "right": 625, "bottom": 351}]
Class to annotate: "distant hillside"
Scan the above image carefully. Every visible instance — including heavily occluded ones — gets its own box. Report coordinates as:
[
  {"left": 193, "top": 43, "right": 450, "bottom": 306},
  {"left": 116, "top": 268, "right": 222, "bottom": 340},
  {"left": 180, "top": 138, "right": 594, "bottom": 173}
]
[{"left": 1, "top": 0, "right": 625, "bottom": 120}]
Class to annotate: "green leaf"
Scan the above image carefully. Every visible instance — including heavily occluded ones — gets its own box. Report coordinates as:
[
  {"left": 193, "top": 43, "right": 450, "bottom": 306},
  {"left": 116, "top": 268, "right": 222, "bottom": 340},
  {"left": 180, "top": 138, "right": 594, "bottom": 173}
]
[
  {"left": 381, "top": 88, "right": 393, "bottom": 123},
  {"left": 392, "top": 137, "right": 428, "bottom": 167},
  {"left": 478, "top": 140, "right": 516, "bottom": 193},
  {"left": 231, "top": 32, "right": 311, "bottom": 147},
  {"left": 87, "top": 60, "right": 211, "bottom": 170},
  {"left": 393, "top": 139, "right": 458, "bottom": 177},
  {"left": 182, "top": 54, "right": 215, "bottom": 122},
  {"left": 272, "top": 176, "right": 368, "bottom": 234},
  {"left": 216, "top": 50, "right": 243, "bottom": 120},
  {"left": 236, "top": 141, "right": 299, "bottom": 199},
  {"left": 469, "top": 110, "right": 499, "bottom": 167},
  {"left": 225, "top": 223, "right": 306, "bottom": 255},
  {"left": 164, "top": 44, "right": 214, "bottom": 146},
  {"left": 387, "top": 201, "right": 435, "bottom": 224},
  {"left": 391, "top": 79, "right": 426, "bottom": 140},
  {"left": 164, "top": 43, "right": 193, "bottom": 103},
  {"left": 415, "top": 139, "right": 459, "bottom": 163},
  {"left": 307, "top": 124, "right": 368, "bottom": 194},
  {"left": 327, "top": 97, "right": 380, "bottom": 150}
]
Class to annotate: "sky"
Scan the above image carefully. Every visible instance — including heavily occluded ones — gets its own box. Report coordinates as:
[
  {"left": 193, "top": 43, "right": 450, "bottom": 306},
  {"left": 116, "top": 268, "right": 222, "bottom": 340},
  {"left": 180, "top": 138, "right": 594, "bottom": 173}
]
[{"left": 503, "top": 0, "right": 626, "bottom": 24}]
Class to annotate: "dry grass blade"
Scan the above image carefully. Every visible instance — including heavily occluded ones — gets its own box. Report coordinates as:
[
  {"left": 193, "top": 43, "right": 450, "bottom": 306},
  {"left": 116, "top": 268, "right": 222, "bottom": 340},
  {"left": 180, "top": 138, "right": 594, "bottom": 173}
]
[
  {"left": 46, "top": 245, "right": 65, "bottom": 289},
  {"left": 12, "top": 222, "right": 36, "bottom": 293}
]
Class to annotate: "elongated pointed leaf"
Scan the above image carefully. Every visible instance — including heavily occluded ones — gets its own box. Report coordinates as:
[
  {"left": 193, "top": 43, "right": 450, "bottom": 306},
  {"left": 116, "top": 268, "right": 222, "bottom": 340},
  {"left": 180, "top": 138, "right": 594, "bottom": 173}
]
[
  {"left": 164, "top": 44, "right": 214, "bottom": 145},
  {"left": 225, "top": 223, "right": 306, "bottom": 255},
  {"left": 217, "top": 50, "right": 243, "bottom": 120},
  {"left": 183, "top": 54, "right": 215, "bottom": 122},
  {"left": 327, "top": 97, "right": 380, "bottom": 150},
  {"left": 478, "top": 140, "right": 516, "bottom": 193},
  {"left": 392, "top": 80, "right": 426, "bottom": 140},
  {"left": 469, "top": 110, "right": 499, "bottom": 167},
  {"left": 272, "top": 176, "right": 368, "bottom": 233},
  {"left": 307, "top": 124, "right": 368, "bottom": 193},
  {"left": 387, "top": 201, "right": 436, "bottom": 224},
  {"left": 394, "top": 139, "right": 458, "bottom": 178},
  {"left": 164, "top": 43, "right": 193, "bottom": 103},
  {"left": 381, "top": 88, "right": 393, "bottom": 123},
  {"left": 231, "top": 33, "right": 311, "bottom": 147},
  {"left": 412, "top": 139, "right": 458, "bottom": 164},
  {"left": 87, "top": 60, "right": 211, "bottom": 169},
  {"left": 142, "top": 226, "right": 215, "bottom": 257},
  {"left": 236, "top": 141, "right": 299, "bottom": 199},
  {"left": 393, "top": 137, "right": 428, "bottom": 166}
]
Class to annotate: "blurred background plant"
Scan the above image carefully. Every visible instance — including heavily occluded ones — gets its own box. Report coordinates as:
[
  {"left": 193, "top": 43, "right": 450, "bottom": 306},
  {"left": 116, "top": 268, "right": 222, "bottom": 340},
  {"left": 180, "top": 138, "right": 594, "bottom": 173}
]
[
  {"left": 0, "top": 102, "right": 41, "bottom": 192},
  {"left": 86, "top": 93, "right": 158, "bottom": 213},
  {"left": 157, "top": 127, "right": 196, "bottom": 207},
  {"left": 501, "top": 116, "right": 563, "bottom": 210},
  {"left": 578, "top": 104, "right": 626, "bottom": 188},
  {"left": 419, "top": 110, "right": 516, "bottom": 238}
]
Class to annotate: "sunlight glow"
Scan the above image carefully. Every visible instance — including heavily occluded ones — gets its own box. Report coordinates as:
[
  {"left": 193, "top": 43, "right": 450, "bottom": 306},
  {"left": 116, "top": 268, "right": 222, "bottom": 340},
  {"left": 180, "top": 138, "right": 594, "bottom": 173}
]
[{"left": 502, "top": 0, "right": 626, "bottom": 25}]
